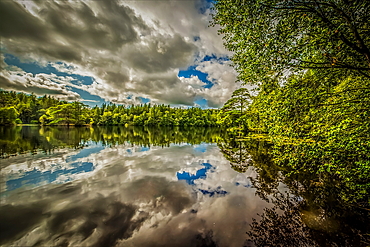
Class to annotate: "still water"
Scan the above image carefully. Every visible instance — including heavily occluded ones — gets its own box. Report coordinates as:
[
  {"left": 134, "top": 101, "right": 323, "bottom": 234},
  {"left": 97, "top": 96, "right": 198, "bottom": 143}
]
[{"left": 0, "top": 126, "right": 368, "bottom": 247}]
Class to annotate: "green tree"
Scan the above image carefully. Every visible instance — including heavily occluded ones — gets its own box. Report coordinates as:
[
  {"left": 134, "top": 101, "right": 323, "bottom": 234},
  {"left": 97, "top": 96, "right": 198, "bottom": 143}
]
[
  {"left": 0, "top": 107, "right": 18, "bottom": 125},
  {"left": 41, "top": 104, "right": 75, "bottom": 125},
  {"left": 212, "top": 0, "right": 370, "bottom": 84},
  {"left": 221, "top": 87, "right": 252, "bottom": 131}
]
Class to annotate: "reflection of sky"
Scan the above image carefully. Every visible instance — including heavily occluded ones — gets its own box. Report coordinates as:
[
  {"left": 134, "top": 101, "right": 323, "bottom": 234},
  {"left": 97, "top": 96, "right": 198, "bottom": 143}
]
[
  {"left": 2, "top": 142, "right": 155, "bottom": 192},
  {"left": 126, "top": 146, "right": 150, "bottom": 156},
  {"left": 235, "top": 182, "right": 252, "bottom": 188},
  {"left": 1, "top": 141, "right": 272, "bottom": 247},
  {"left": 139, "top": 147, "right": 150, "bottom": 152},
  {"left": 2, "top": 143, "right": 155, "bottom": 192},
  {"left": 177, "top": 162, "right": 213, "bottom": 185},
  {"left": 65, "top": 144, "right": 104, "bottom": 163},
  {"left": 6, "top": 162, "right": 93, "bottom": 191},
  {"left": 177, "top": 163, "right": 228, "bottom": 197},
  {"left": 193, "top": 143, "right": 208, "bottom": 153},
  {"left": 3, "top": 142, "right": 99, "bottom": 191},
  {"left": 199, "top": 187, "right": 228, "bottom": 196}
]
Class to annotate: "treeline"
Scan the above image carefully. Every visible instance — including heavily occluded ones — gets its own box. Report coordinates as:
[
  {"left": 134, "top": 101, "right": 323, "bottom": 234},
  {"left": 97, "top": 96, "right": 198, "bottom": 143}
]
[{"left": 0, "top": 90, "right": 221, "bottom": 127}]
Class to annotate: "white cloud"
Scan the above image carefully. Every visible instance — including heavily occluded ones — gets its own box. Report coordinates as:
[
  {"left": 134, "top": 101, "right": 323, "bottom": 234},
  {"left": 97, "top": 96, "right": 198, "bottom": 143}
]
[
  {"left": 196, "top": 59, "right": 242, "bottom": 107},
  {"left": 0, "top": 68, "right": 81, "bottom": 100},
  {"left": 0, "top": 0, "right": 237, "bottom": 107}
]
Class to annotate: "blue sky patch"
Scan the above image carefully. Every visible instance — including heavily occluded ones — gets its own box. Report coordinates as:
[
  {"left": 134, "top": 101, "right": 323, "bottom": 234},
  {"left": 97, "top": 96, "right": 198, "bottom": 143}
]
[
  {"left": 4, "top": 54, "right": 95, "bottom": 86},
  {"left": 194, "top": 97, "right": 208, "bottom": 108},
  {"left": 178, "top": 65, "right": 213, "bottom": 88},
  {"left": 5, "top": 54, "right": 67, "bottom": 76},
  {"left": 199, "top": 187, "right": 228, "bottom": 197},
  {"left": 65, "top": 87, "right": 106, "bottom": 106},
  {"left": 235, "top": 182, "right": 252, "bottom": 188},
  {"left": 6, "top": 162, "right": 94, "bottom": 192},
  {"left": 177, "top": 162, "right": 212, "bottom": 185},
  {"left": 178, "top": 54, "right": 229, "bottom": 90},
  {"left": 139, "top": 147, "right": 150, "bottom": 152},
  {"left": 198, "top": 0, "right": 215, "bottom": 14},
  {"left": 65, "top": 144, "right": 104, "bottom": 163},
  {"left": 4, "top": 53, "right": 104, "bottom": 106},
  {"left": 139, "top": 97, "right": 151, "bottom": 104}
]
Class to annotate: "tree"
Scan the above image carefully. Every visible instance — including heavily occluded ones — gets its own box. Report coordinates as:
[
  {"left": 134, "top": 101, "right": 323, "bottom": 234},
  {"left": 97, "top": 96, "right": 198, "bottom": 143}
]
[
  {"left": 40, "top": 104, "right": 75, "bottom": 125},
  {"left": 0, "top": 107, "right": 18, "bottom": 125},
  {"left": 212, "top": 0, "right": 370, "bottom": 84},
  {"left": 222, "top": 88, "right": 251, "bottom": 114},
  {"left": 220, "top": 88, "right": 252, "bottom": 131}
]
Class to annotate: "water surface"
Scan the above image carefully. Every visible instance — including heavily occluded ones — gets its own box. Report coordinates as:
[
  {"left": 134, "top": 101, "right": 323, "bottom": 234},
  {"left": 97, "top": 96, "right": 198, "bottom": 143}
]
[{"left": 0, "top": 126, "right": 368, "bottom": 247}]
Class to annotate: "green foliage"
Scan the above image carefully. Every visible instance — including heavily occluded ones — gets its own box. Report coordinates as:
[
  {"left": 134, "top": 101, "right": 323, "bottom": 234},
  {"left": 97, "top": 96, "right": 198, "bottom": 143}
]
[
  {"left": 39, "top": 102, "right": 90, "bottom": 126},
  {"left": 0, "top": 90, "right": 60, "bottom": 124},
  {"left": 219, "top": 87, "right": 252, "bottom": 132},
  {"left": 214, "top": 0, "right": 370, "bottom": 205},
  {"left": 89, "top": 103, "right": 221, "bottom": 127},
  {"left": 0, "top": 90, "right": 224, "bottom": 127},
  {"left": 238, "top": 71, "right": 370, "bottom": 204},
  {"left": 0, "top": 106, "right": 18, "bottom": 125},
  {"left": 212, "top": 0, "right": 370, "bottom": 84}
]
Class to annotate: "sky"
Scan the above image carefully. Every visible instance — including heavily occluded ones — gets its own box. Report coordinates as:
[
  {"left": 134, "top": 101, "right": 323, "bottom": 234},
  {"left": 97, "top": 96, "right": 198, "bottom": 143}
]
[{"left": 0, "top": 0, "right": 240, "bottom": 108}]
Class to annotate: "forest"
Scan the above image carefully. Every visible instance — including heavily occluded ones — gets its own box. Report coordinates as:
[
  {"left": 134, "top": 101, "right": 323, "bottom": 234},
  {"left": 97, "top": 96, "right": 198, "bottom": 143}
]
[{"left": 0, "top": 90, "right": 227, "bottom": 127}]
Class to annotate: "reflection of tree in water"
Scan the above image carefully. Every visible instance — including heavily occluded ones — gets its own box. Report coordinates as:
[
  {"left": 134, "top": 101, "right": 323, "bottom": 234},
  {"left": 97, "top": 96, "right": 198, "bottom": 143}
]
[
  {"left": 218, "top": 136, "right": 282, "bottom": 201},
  {"left": 0, "top": 126, "right": 229, "bottom": 157},
  {"left": 246, "top": 194, "right": 318, "bottom": 247},
  {"left": 192, "top": 231, "right": 217, "bottom": 247},
  {"left": 218, "top": 139, "right": 252, "bottom": 173},
  {"left": 218, "top": 136, "right": 370, "bottom": 246},
  {"left": 246, "top": 192, "right": 370, "bottom": 247}
]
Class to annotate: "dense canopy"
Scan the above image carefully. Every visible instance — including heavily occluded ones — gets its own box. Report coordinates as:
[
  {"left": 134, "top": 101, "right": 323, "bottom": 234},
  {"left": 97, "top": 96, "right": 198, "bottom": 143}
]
[{"left": 212, "top": 0, "right": 370, "bottom": 84}]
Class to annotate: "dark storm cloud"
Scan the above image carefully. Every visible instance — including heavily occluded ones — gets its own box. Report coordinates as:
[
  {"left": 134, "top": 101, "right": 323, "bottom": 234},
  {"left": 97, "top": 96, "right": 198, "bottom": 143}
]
[
  {"left": 0, "top": 182, "right": 148, "bottom": 247},
  {"left": 0, "top": 0, "right": 49, "bottom": 41},
  {"left": 0, "top": 0, "right": 202, "bottom": 104},
  {"left": 128, "top": 230, "right": 218, "bottom": 247},
  {"left": 105, "top": 70, "right": 131, "bottom": 84},
  {"left": 0, "top": 0, "right": 147, "bottom": 60},
  {"left": 126, "top": 34, "right": 196, "bottom": 73},
  {"left": 0, "top": 173, "right": 194, "bottom": 246},
  {"left": 44, "top": 197, "right": 146, "bottom": 247},
  {"left": 38, "top": 0, "right": 146, "bottom": 50}
]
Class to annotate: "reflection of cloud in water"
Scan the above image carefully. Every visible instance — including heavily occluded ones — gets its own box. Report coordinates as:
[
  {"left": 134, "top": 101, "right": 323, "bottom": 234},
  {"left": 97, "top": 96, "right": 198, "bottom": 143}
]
[
  {"left": 6, "top": 161, "right": 94, "bottom": 191},
  {"left": 177, "top": 162, "right": 228, "bottom": 197},
  {"left": 1, "top": 142, "right": 154, "bottom": 192},
  {"left": 0, "top": 143, "right": 271, "bottom": 247}
]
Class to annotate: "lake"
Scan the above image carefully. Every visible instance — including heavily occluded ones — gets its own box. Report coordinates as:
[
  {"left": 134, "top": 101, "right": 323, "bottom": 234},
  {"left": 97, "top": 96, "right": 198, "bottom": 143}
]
[{"left": 0, "top": 126, "right": 368, "bottom": 247}]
